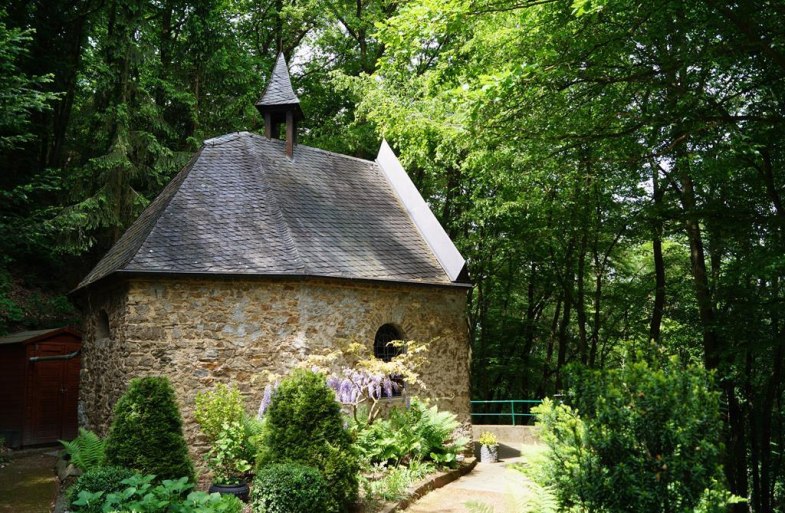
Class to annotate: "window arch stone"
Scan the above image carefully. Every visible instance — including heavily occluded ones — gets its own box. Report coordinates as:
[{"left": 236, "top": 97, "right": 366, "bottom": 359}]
[
  {"left": 373, "top": 323, "right": 404, "bottom": 362},
  {"left": 96, "top": 310, "right": 111, "bottom": 340}
]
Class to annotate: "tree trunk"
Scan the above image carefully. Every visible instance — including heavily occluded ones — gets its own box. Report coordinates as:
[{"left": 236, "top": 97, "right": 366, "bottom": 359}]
[
  {"left": 678, "top": 161, "right": 748, "bottom": 508},
  {"left": 539, "top": 298, "right": 562, "bottom": 397},
  {"left": 555, "top": 286, "right": 573, "bottom": 391},
  {"left": 576, "top": 233, "right": 588, "bottom": 365},
  {"left": 649, "top": 165, "right": 666, "bottom": 343}
]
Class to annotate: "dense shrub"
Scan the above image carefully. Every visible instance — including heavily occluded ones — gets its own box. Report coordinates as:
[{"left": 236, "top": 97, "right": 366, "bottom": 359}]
[
  {"left": 195, "top": 383, "right": 245, "bottom": 440},
  {"left": 68, "top": 465, "right": 137, "bottom": 513},
  {"left": 71, "top": 474, "right": 243, "bottom": 513},
  {"left": 195, "top": 383, "right": 259, "bottom": 484},
  {"left": 534, "top": 358, "right": 737, "bottom": 513},
  {"left": 252, "top": 463, "right": 337, "bottom": 513},
  {"left": 353, "top": 399, "right": 467, "bottom": 467},
  {"left": 257, "top": 370, "right": 359, "bottom": 509},
  {"left": 104, "top": 376, "right": 194, "bottom": 481}
]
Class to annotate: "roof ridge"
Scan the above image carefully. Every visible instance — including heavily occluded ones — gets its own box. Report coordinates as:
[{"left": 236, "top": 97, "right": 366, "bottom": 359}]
[
  {"left": 243, "top": 136, "right": 307, "bottom": 273},
  {"left": 244, "top": 132, "right": 377, "bottom": 166},
  {"left": 74, "top": 149, "right": 204, "bottom": 291}
]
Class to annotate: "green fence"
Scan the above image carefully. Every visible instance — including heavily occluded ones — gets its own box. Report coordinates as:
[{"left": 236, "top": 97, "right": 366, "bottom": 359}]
[{"left": 470, "top": 399, "right": 543, "bottom": 426}]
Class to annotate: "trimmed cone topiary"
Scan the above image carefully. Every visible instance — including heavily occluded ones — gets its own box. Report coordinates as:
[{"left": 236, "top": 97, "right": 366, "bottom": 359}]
[
  {"left": 104, "top": 376, "right": 194, "bottom": 481},
  {"left": 257, "top": 370, "right": 359, "bottom": 510}
]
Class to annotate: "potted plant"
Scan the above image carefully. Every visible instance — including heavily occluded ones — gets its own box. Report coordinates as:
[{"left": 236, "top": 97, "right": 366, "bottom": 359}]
[
  {"left": 479, "top": 431, "right": 498, "bottom": 463},
  {"left": 195, "top": 384, "right": 257, "bottom": 502},
  {"left": 205, "top": 421, "right": 252, "bottom": 501}
]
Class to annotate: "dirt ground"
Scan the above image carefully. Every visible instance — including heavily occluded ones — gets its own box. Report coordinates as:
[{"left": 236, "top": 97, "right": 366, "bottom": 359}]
[{"left": 0, "top": 451, "right": 58, "bottom": 513}]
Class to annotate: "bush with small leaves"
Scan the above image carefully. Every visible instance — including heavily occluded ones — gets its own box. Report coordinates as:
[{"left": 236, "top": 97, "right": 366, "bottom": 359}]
[
  {"left": 195, "top": 383, "right": 245, "bottom": 441},
  {"left": 195, "top": 383, "right": 259, "bottom": 484},
  {"left": 534, "top": 358, "right": 736, "bottom": 513},
  {"left": 257, "top": 370, "right": 359, "bottom": 509},
  {"left": 68, "top": 466, "right": 137, "bottom": 513},
  {"left": 252, "top": 463, "right": 337, "bottom": 513},
  {"left": 104, "top": 376, "right": 194, "bottom": 481}
]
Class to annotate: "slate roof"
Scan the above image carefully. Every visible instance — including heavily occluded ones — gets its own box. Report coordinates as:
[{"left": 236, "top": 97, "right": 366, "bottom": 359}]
[
  {"left": 256, "top": 53, "right": 301, "bottom": 108},
  {"left": 76, "top": 132, "right": 465, "bottom": 291}
]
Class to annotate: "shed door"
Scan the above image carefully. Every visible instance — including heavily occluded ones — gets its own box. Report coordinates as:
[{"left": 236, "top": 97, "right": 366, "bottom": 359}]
[{"left": 23, "top": 341, "right": 80, "bottom": 446}]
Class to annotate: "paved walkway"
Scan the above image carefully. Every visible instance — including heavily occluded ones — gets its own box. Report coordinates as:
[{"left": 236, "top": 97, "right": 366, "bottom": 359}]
[
  {"left": 406, "top": 457, "right": 535, "bottom": 513},
  {"left": 0, "top": 451, "right": 58, "bottom": 513}
]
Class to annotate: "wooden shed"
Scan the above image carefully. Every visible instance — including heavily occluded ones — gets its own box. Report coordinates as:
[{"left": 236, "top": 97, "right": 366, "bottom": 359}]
[{"left": 0, "top": 327, "right": 81, "bottom": 448}]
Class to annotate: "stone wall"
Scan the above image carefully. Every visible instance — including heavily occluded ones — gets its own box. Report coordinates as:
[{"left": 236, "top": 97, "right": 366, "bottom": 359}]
[
  {"left": 80, "top": 276, "right": 471, "bottom": 460},
  {"left": 78, "top": 283, "right": 131, "bottom": 432}
]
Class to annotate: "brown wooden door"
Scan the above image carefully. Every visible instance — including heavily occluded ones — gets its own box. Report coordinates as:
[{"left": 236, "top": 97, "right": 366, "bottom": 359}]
[{"left": 23, "top": 340, "right": 80, "bottom": 445}]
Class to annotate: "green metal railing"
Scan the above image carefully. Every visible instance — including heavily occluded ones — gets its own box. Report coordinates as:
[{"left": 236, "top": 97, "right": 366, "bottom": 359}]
[{"left": 470, "top": 399, "right": 543, "bottom": 426}]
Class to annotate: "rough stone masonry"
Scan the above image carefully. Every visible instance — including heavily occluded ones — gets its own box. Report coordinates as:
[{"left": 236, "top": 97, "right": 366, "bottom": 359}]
[{"left": 80, "top": 276, "right": 471, "bottom": 458}]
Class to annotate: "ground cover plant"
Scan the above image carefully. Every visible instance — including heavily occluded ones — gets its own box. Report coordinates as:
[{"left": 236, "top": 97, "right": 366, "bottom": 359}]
[
  {"left": 67, "top": 465, "right": 137, "bottom": 513},
  {"left": 360, "top": 459, "right": 436, "bottom": 505},
  {"left": 71, "top": 474, "right": 243, "bottom": 513}
]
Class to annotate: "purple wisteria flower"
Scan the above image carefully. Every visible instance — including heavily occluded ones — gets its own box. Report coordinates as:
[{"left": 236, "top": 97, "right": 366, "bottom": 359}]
[
  {"left": 325, "top": 369, "right": 399, "bottom": 405},
  {"left": 257, "top": 382, "right": 279, "bottom": 418}
]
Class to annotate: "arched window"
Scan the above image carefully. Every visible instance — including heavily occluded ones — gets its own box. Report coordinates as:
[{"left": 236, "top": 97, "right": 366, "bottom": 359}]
[
  {"left": 374, "top": 324, "right": 404, "bottom": 362},
  {"left": 96, "top": 310, "right": 111, "bottom": 340},
  {"left": 374, "top": 324, "right": 405, "bottom": 398}
]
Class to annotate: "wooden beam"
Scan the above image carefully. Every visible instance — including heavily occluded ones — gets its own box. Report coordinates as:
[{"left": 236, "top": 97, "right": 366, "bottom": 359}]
[{"left": 286, "top": 110, "right": 296, "bottom": 158}]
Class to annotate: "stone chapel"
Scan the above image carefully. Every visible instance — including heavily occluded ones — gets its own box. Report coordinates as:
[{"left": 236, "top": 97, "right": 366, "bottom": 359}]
[{"left": 73, "top": 54, "right": 472, "bottom": 447}]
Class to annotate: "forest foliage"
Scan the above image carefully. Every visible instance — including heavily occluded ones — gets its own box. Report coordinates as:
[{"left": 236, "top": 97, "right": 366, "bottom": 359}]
[{"left": 1, "top": 0, "right": 784, "bottom": 511}]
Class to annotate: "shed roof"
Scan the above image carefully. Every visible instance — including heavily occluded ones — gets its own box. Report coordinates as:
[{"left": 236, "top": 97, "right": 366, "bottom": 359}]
[
  {"left": 0, "top": 327, "right": 81, "bottom": 345},
  {"left": 76, "top": 133, "right": 466, "bottom": 291}
]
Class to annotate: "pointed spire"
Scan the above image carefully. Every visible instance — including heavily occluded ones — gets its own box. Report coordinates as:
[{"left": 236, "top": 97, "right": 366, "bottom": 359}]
[
  {"left": 256, "top": 53, "right": 303, "bottom": 118},
  {"left": 256, "top": 53, "right": 303, "bottom": 157}
]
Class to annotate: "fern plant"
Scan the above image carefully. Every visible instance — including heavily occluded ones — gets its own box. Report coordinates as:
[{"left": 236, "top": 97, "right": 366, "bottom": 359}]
[{"left": 61, "top": 428, "right": 106, "bottom": 472}]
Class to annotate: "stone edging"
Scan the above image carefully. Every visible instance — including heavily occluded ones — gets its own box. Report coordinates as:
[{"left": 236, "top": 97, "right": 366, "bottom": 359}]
[{"left": 377, "top": 457, "right": 478, "bottom": 513}]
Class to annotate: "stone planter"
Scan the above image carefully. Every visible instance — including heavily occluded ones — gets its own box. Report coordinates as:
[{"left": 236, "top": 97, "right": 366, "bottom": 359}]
[
  {"left": 208, "top": 481, "right": 250, "bottom": 502},
  {"left": 480, "top": 444, "right": 498, "bottom": 463}
]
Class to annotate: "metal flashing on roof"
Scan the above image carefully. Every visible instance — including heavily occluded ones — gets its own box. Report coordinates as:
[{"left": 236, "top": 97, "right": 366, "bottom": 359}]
[{"left": 375, "top": 139, "right": 466, "bottom": 282}]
